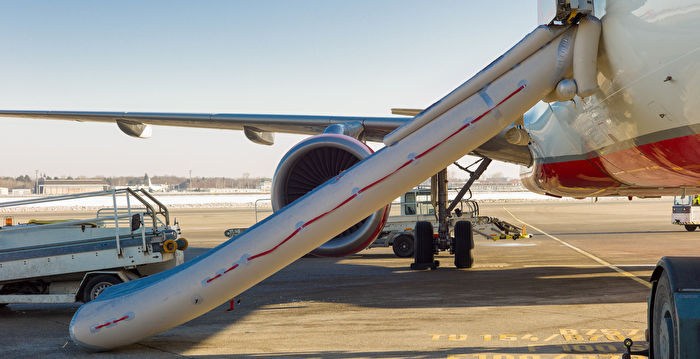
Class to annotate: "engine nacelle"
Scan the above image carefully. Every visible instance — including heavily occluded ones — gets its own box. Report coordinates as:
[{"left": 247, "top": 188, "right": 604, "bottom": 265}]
[{"left": 271, "top": 134, "right": 388, "bottom": 257}]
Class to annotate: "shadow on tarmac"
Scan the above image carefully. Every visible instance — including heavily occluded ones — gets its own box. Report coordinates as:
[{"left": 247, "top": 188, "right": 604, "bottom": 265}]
[
  {"left": 1, "top": 245, "right": 652, "bottom": 357},
  {"left": 55, "top": 341, "right": 647, "bottom": 358},
  {"left": 531, "top": 229, "right": 683, "bottom": 236},
  {"left": 168, "top": 342, "right": 646, "bottom": 358}
]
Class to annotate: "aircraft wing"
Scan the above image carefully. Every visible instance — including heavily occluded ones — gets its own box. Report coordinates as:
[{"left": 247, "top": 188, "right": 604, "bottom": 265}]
[
  {"left": 0, "top": 110, "right": 405, "bottom": 144},
  {"left": 0, "top": 109, "right": 532, "bottom": 165}
]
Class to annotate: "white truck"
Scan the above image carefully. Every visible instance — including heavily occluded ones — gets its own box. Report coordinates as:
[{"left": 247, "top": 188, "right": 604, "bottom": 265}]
[
  {"left": 672, "top": 195, "right": 700, "bottom": 231},
  {"left": 0, "top": 189, "right": 188, "bottom": 304},
  {"left": 370, "top": 187, "right": 530, "bottom": 257}
]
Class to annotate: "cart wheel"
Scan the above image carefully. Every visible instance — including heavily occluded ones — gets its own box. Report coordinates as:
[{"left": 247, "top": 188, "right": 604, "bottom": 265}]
[
  {"left": 392, "top": 234, "right": 414, "bottom": 258},
  {"left": 684, "top": 225, "right": 697, "bottom": 232},
  {"left": 652, "top": 272, "right": 679, "bottom": 358},
  {"left": 163, "top": 239, "right": 177, "bottom": 253},
  {"left": 454, "top": 221, "right": 474, "bottom": 268},
  {"left": 82, "top": 275, "right": 122, "bottom": 303},
  {"left": 176, "top": 238, "right": 189, "bottom": 251}
]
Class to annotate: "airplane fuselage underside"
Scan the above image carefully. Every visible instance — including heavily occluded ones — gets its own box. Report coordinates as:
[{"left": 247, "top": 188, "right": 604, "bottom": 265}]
[{"left": 522, "top": 0, "right": 700, "bottom": 197}]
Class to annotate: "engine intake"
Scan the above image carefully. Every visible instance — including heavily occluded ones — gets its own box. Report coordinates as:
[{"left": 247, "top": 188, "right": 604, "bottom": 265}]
[{"left": 271, "top": 134, "right": 388, "bottom": 256}]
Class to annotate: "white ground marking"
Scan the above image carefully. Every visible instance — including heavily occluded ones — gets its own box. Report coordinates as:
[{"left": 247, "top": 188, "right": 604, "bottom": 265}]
[{"left": 503, "top": 207, "right": 652, "bottom": 288}]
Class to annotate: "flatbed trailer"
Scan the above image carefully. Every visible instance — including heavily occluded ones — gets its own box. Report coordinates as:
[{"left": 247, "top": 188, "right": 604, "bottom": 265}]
[{"left": 0, "top": 189, "right": 187, "bottom": 304}]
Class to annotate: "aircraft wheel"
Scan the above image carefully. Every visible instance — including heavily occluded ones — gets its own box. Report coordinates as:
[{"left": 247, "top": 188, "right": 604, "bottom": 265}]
[
  {"left": 411, "top": 221, "right": 435, "bottom": 270},
  {"left": 82, "top": 275, "right": 122, "bottom": 303},
  {"left": 652, "top": 272, "right": 679, "bottom": 358},
  {"left": 454, "top": 221, "right": 474, "bottom": 269},
  {"left": 392, "top": 234, "right": 414, "bottom": 258},
  {"left": 684, "top": 225, "right": 697, "bottom": 232}
]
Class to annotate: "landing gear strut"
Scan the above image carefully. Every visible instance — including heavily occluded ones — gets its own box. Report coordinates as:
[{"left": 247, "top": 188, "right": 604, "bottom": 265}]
[{"left": 411, "top": 158, "right": 491, "bottom": 270}]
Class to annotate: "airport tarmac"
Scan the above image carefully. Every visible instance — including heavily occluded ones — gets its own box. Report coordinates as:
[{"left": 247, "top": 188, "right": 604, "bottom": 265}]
[{"left": 1, "top": 198, "right": 693, "bottom": 358}]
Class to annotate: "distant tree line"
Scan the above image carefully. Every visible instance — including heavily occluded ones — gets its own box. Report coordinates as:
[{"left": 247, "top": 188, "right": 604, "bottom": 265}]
[
  {"left": 0, "top": 174, "right": 271, "bottom": 190},
  {"left": 0, "top": 176, "right": 34, "bottom": 189}
]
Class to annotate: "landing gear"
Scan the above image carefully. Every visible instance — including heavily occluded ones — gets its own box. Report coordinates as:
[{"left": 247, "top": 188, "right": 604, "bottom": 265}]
[
  {"left": 684, "top": 224, "right": 697, "bottom": 232},
  {"left": 392, "top": 234, "right": 414, "bottom": 258},
  {"left": 411, "top": 221, "right": 438, "bottom": 270},
  {"left": 454, "top": 221, "right": 474, "bottom": 268},
  {"left": 410, "top": 158, "right": 490, "bottom": 270}
]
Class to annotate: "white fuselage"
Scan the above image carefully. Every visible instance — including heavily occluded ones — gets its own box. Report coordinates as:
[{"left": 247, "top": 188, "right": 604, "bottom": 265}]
[{"left": 522, "top": 0, "right": 700, "bottom": 197}]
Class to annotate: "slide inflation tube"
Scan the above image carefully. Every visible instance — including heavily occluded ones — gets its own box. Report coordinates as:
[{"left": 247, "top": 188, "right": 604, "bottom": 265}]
[{"left": 573, "top": 15, "right": 602, "bottom": 98}]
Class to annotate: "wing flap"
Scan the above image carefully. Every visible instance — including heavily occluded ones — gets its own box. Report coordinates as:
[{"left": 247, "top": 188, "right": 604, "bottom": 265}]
[{"left": 390, "top": 108, "right": 423, "bottom": 116}]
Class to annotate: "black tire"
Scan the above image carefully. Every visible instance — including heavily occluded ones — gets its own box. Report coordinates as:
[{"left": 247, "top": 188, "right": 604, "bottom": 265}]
[
  {"left": 176, "top": 238, "right": 189, "bottom": 251},
  {"left": 392, "top": 234, "right": 414, "bottom": 258},
  {"left": 81, "top": 275, "right": 122, "bottom": 303},
  {"left": 413, "top": 221, "right": 434, "bottom": 265},
  {"left": 684, "top": 225, "right": 697, "bottom": 232},
  {"left": 652, "top": 272, "right": 679, "bottom": 358},
  {"left": 454, "top": 221, "right": 474, "bottom": 268}
]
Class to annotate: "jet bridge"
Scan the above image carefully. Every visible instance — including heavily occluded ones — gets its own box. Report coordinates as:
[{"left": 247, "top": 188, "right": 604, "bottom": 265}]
[{"left": 68, "top": 16, "right": 602, "bottom": 350}]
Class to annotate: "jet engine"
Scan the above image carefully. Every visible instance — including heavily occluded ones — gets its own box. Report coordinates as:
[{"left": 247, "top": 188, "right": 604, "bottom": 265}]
[{"left": 271, "top": 134, "right": 388, "bottom": 257}]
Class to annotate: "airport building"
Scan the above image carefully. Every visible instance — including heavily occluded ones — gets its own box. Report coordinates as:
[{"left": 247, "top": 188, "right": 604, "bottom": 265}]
[
  {"left": 10, "top": 189, "right": 31, "bottom": 196},
  {"left": 37, "top": 178, "right": 108, "bottom": 195}
]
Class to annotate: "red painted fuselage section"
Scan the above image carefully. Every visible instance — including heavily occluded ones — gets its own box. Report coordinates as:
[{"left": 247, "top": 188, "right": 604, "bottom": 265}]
[
  {"left": 522, "top": 1, "right": 700, "bottom": 198},
  {"left": 531, "top": 133, "right": 700, "bottom": 197}
]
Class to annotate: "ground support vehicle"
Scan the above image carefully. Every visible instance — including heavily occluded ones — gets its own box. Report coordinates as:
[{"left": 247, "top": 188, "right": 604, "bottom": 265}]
[
  {"left": 671, "top": 195, "right": 700, "bottom": 231},
  {"left": 645, "top": 257, "right": 700, "bottom": 358},
  {"left": 625, "top": 195, "right": 700, "bottom": 357},
  {"left": 370, "top": 188, "right": 530, "bottom": 258},
  {"left": 0, "top": 189, "right": 187, "bottom": 304}
]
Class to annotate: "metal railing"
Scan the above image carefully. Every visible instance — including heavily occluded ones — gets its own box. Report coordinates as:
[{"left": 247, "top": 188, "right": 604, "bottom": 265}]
[
  {"left": 249, "top": 197, "right": 478, "bottom": 225},
  {"left": 254, "top": 198, "right": 272, "bottom": 223},
  {"left": 0, "top": 188, "right": 169, "bottom": 256},
  {"left": 387, "top": 198, "right": 478, "bottom": 220}
]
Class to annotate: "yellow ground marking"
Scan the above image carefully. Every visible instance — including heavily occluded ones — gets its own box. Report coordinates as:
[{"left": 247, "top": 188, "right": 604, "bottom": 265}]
[
  {"left": 503, "top": 208, "right": 652, "bottom": 289},
  {"left": 543, "top": 334, "right": 559, "bottom": 342},
  {"left": 538, "top": 271, "right": 649, "bottom": 280}
]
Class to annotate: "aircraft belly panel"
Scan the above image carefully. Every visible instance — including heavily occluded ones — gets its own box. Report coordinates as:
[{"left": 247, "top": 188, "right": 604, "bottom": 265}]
[
  {"left": 534, "top": 157, "right": 620, "bottom": 197},
  {"left": 529, "top": 131, "right": 700, "bottom": 196},
  {"left": 525, "top": 0, "right": 700, "bottom": 196},
  {"left": 599, "top": 133, "right": 700, "bottom": 187}
]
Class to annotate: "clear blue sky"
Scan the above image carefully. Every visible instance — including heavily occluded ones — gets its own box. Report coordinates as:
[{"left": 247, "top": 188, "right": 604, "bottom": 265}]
[{"left": 0, "top": 1, "right": 537, "bottom": 179}]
